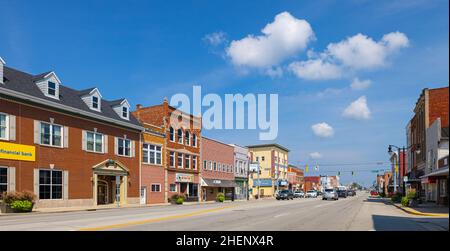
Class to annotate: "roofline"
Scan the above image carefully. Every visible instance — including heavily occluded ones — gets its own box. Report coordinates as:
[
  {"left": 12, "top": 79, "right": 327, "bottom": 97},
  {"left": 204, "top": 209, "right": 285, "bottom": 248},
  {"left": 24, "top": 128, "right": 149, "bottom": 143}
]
[
  {"left": 0, "top": 86, "right": 144, "bottom": 131},
  {"left": 0, "top": 57, "right": 5, "bottom": 65},
  {"left": 246, "top": 143, "right": 290, "bottom": 152},
  {"left": 202, "top": 136, "right": 234, "bottom": 148}
]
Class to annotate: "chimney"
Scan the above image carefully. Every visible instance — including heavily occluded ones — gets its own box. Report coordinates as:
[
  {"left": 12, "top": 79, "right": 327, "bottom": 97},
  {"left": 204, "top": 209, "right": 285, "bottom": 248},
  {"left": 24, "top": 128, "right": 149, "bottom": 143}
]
[
  {"left": 136, "top": 104, "right": 142, "bottom": 110},
  {"left": 0, "top": 57, "right": 5, "bottom": 84}
]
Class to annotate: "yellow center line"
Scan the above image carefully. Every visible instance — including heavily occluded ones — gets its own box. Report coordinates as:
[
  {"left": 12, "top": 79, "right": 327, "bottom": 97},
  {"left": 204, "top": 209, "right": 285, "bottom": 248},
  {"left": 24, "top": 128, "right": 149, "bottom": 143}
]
[{"left": 77, "top": 205, "right": 236, "bottom": 231}]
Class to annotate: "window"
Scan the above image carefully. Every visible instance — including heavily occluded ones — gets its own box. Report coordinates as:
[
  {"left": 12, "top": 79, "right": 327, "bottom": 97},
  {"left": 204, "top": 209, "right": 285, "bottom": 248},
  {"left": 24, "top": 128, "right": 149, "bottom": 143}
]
[
  {"left": 143, "top": 144, "right": 162, "bottom": 165},
  {"left": 0, "top": 113, "right": 8, "bottom": 140},
  {"left": 117, "top": 138, "right": 131, "bottom": 157},
  {"left": 185, "top": 131, "right": 190, "bottom": 146},
  {"left": 151, "top": 184, "right": 161, "bottom": 192},
  {"left": 86, "top": 132, "right": 103, "bottom": 153},
  {"left": 169, "top": 127, "right": 175, "bottom": 142},
  {"left": 203, "top": 160, "right": 207, "bottom": 170},
  {"left": 169, "top": 152, "right": 175, "bottom": 167},
  {"left": 169, "top": 184, "right": 177, "bottom": 192},
  {"left": 40, "top": 122, "right": 63, "bottom": 147},
  {"left": 192, "top": 156, "right": 197, "bottom": 170},
  {"left": 213, "top": 162, "right": 217, "bottom": 171},
  {"left": 39, "top": 169, "right": 62, "bottom": 200},
  {"left": 0, "top": 167, "right": 7, "bottom": 199},
  {"left": 92, "top": 96, "right": 99, "bottom": 109},
  {"left": 440, "top": 179, "right": 447, "bottom": 198},
  {"left": 261, "top": 156, "right": 265, "bottom": 161},
  {"left": 177, "top": 129, "right": 183, "bottom": 144},
  {"left": 185, "top": 154, "right": 190, "bottom": 169},
  {"left": 48, "top": 81, "right": 56, "bottom": 96},
  {"left": 122, "top": 106, "right": 128, "bottom": 118},
  {"left": 256, "top": 157, "right": 259, "bottom": 162},
  {"left": 192, "top": 134, "right": 197, "bottom": 147},
  {"left": 177, "top": 153, "right": 183, "bottom": 168}
]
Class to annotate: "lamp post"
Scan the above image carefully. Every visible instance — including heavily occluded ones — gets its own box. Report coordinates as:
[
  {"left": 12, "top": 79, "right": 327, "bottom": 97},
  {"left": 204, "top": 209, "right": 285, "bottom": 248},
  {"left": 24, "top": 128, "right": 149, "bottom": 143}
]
[{"left": 388, "top": 144, "right": 421, "bottom": 196}]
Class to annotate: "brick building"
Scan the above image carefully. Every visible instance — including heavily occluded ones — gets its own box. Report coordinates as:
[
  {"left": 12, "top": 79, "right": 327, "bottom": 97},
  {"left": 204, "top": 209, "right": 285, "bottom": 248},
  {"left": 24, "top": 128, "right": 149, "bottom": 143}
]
[
  {"left": 304, "top": 176, "right": 321, "bottom": 192},
  {"left": 0, "top": 57, "right": 143, "bottom": 209},
  {"left": 133, "top": 99, "right": 201, "bottom": 202},
  {"left": 201, "top": 137, "right": 236, "bottom": 201},
  {"left": 287, "top": 165, "right": 304, "bottom": 191},
  {"left": 408, "top": 87, "right": 449, "bottom": 199}
]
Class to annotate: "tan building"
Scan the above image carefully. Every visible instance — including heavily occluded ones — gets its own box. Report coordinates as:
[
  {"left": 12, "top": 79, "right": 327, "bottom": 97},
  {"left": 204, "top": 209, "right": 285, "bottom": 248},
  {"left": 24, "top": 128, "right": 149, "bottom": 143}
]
[{"left": 247, "top": 144, "right": 290, "bottom": 198}]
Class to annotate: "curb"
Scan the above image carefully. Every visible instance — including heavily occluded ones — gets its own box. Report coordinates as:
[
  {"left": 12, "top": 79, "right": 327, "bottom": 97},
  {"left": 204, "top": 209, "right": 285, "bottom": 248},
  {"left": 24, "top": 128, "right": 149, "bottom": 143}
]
[{"left": 390, "top": 202, "right": 449, "bottom": 217}]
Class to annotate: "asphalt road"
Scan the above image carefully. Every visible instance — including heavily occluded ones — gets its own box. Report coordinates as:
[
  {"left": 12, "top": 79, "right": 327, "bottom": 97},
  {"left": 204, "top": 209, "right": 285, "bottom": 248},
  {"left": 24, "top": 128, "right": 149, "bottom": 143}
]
[{"left": 0, "top": 192, "right": 448, "bottom": 231}]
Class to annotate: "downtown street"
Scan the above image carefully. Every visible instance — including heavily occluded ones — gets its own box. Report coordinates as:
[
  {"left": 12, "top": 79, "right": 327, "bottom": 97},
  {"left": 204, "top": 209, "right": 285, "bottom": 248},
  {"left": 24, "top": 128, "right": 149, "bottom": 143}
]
[{"left": 0, "top": 191, "right": 447, "bottom": 231}]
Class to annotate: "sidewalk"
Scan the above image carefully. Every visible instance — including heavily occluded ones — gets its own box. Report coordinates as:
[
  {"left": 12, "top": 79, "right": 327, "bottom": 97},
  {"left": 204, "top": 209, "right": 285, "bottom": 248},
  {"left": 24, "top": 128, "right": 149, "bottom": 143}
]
[{"left": 391, "top": 201, "right": 449, "bottom": 217}]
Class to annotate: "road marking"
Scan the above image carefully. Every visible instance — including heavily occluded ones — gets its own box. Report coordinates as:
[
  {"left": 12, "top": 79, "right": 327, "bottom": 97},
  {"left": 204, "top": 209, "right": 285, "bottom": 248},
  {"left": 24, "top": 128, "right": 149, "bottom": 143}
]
[
  {"left": 77, "top": 205, "right": 236, "bottom": 231},
  {"left": 274, "top": 213, "right": 290, "bottom": 218}
]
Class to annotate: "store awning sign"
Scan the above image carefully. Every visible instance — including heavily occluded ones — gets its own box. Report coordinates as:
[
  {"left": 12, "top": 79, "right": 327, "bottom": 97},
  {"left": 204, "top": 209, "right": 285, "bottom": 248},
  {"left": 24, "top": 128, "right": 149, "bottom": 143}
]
[{"left": 0, "top": 142, "right": 35, "bottom": 162}]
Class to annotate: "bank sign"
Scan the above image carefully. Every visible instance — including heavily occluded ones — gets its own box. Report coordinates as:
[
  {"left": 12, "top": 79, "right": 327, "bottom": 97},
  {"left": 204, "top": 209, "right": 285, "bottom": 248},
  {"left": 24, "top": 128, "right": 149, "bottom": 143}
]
[{"left": 0, "top": 142, "right": 36, "bottom": 162}]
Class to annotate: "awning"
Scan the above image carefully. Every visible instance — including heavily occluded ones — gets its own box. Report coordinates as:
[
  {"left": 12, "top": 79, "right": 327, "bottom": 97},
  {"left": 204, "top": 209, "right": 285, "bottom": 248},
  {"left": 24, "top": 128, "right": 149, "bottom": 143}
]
[
  {"left": 420, "top": 167, "right": 449, "bottom": 179},
  {"left": 201, "top": 178, "right": 237, "bottom": 188}
]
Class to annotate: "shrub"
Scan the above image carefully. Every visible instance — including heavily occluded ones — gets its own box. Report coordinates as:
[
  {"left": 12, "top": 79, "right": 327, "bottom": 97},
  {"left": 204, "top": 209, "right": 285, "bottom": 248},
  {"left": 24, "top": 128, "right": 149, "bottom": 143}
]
[
  {"left": 170, "top": 194, "right": 185, "bottom": 204},
  {"left": 379, "top": 191, "right": 386, "bottom": 198},
  {"left": 175, "top": 197, "right": 184, "bottom": 205},
  {"left": 216, "top": 193, "right": 225, "bottom": 203},
  {"left": 407, "top": 191, "right": 417, "bottom": 200},
  {"left": 401, "top": 197, "right": 409, "bottom": 207},
  {"left": 10, "top": 200, "right": 34, "bottom": 212},
  {"left": 3, "top": 191, "right": 36, "bottom": 205},
  {"left": 390, "top": 192, "right": 402, "bottom": 203}
]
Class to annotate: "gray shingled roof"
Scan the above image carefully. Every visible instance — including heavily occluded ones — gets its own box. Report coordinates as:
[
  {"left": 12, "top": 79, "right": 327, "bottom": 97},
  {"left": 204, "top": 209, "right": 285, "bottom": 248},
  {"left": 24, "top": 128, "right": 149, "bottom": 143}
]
[{"left": 1, "top": 66, "right": 142, "bottom": 129}]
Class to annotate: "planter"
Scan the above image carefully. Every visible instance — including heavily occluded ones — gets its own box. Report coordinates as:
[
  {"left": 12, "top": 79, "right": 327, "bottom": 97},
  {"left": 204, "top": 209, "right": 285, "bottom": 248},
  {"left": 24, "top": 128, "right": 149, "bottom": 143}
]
[{"left": 0, "top": 201, "right": 34, "bottom": 213}]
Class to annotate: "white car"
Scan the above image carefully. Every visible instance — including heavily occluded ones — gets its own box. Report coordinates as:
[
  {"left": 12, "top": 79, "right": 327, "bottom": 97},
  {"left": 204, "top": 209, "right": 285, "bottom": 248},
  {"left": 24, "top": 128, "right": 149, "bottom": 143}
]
[{"left": 306, "top": 190, "right": 318, "bottom": 198}]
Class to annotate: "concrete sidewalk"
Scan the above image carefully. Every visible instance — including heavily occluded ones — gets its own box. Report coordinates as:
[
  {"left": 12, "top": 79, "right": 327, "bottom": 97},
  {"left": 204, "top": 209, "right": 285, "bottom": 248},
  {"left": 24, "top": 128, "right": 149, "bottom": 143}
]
[{"left": 391, "top": 202, "right": 449, "bottom": 217}]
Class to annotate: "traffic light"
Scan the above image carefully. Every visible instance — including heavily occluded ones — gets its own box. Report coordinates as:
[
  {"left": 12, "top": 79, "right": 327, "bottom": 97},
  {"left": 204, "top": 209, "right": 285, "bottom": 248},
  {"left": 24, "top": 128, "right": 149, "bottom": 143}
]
[
  {"left": 338, "top": 171, "right": 340, "bottom": 176},
  {"left": 352, "top": 171, "right": 355, "bottom": 176}
]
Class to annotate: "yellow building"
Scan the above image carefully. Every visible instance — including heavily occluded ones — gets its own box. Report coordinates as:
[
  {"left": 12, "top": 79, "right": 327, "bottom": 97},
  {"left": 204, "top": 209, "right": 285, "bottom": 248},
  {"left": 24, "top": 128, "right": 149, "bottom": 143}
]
[{"left": 247, "top": 144, "right": 290, "bottom": 198}]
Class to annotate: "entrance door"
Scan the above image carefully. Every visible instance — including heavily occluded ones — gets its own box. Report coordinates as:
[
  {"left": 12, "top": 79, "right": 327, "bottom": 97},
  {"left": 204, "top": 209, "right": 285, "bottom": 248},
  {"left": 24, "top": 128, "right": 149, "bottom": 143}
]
[
  {"left": 97, "top": 181, "right": 108, "bottom": 205},
  {"left": 140, "top": 186, "right": 147, "bottom": 204}
]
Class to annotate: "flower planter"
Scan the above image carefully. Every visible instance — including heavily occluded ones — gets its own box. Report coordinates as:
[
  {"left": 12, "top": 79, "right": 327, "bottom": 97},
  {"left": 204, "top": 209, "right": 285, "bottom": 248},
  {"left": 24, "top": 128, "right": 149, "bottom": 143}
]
[{"left": 0, "top": 201, "right": 34, "bottom": 213}]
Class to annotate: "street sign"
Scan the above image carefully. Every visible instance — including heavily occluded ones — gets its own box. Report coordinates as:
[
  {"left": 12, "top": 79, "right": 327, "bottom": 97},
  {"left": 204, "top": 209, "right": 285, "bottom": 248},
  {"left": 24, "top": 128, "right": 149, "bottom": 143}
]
[{"left": 403, "top": 176, "right": 408, "bottom": 182}]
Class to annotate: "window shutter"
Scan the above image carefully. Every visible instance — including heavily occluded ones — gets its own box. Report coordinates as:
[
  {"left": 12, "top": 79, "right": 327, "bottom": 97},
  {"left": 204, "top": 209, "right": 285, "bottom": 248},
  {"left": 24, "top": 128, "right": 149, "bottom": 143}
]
[
  {"left": 81, "top": 130, "right": 87, "bottom": 151},
  {"left": 131, "top": 140, "right": 135, "bottom": 157},
  {"left": 7, "top": 167, "right": 16, "bottom": 192},
  {"left": 63, "top": 170, "right": 69, "bottom": 200},
  {"left": 34, "top": 120, "right": 40, "bottom": 144},
  {"left": 63, "top": 126, "right": 69, "bottom": 148},
  {"left": 33, "top": 169, "right": 39, "bottom": 197},
  {"left": 9, "top": 115, "right": 16, "bottom": 141},
  {"left": 114, "top": 137, "right": 118, "bottom": 155},
  {"left": 104, "top": 135, "right": 108, "bottom": 154}
]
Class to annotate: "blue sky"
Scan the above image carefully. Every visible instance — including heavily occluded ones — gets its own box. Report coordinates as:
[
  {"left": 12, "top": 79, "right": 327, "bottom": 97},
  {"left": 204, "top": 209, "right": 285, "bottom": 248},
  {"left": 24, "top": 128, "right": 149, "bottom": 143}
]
[{"left": 1, "top": 0, "right": 448, "bottom": 187}]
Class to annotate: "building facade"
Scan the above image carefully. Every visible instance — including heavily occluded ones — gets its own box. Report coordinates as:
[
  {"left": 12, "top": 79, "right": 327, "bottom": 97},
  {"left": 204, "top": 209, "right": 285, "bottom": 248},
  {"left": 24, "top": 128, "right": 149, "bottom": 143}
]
[
  {"left": 201, "top": 138, "right": 236, "bottom": 201},
  {"left": 287, "top": 165, "right": 304, "bottom": 191},
  {"left": 230, "top": 144, "right": 249, "bottom": 200},
  {"left": 0, "top": 58, "right": 143, "bottom": 208},
  {"left": 133, "top": 99, "right": 201, "bottom": 202},
  {"left": 304, "top": 176, "right": 321, "bottom": 192},
  {"left": 248, "top": 144, "right": 290, "bottom": 197}
]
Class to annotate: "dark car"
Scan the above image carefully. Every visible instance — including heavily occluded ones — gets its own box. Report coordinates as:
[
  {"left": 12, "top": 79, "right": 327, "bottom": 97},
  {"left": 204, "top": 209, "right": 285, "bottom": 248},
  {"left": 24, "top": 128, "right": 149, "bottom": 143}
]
[
  {"left": 347, "top": 190, "right": 356, "bottom": 196},
  {"left": 336, "top": 187, "right": 348, "bottom": 198},
  {"left": 276, "top": 190, "right": 294, "bottom": 200}
]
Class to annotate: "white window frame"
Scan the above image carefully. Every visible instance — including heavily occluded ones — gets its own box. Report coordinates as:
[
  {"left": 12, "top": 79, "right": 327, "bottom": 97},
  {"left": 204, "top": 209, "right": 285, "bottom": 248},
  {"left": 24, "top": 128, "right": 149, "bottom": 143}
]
[
  {"left": 185, "top": 131, "right": 190, "bottom": 146},
  {"left": 177, "top": 129, "right": 183, "bottom": 144},
  {"left": 143, "top": 143, "right": 162, "bottom": 165},
  {"left": 117, "top": 137, "right": 131, "bottom": 157},
  {"left": 151, "top": 183, "right": 161, "bottom": 192},
  {"left": 40, "top": 122, "right": 64, "bottom": 148},
  {"left": 92, "top": 96, "right": 100, "bottom": 110},
  {"left": 38, "top": 169, "right": 63, "bottom": 200},
  {"left": 0, "top": 167, "right": 7, "bottom": 197},
  {"left": 192, "top": 156, "right": 197, "bottom": 170},
  {"left": 169, "top": 183, "right": 177, "bottom": 192},
  {"left": 169, "top": 127, "right": 175, "bottom": 142},
  {"left": 47, "top": 81, "right": 57, "bottom": 97},
  {"left": 192, "top": 134, "right": 197, "bottom": 147},
  {"left": 185, "top": 154, "right": 191, "bottom": 169},
  {"left": 169, "top": 151, "right": 175, "bottom": 168},
  {"left": 0, "top": 113, "right": 9, "bottom": 140},
  {"left": 177, "top": 153, "right": 183, "bottom": 168},
  {"left": 122, "top": 106, "right": 129, "bottom": 119},
  {"left": 209, "top": 161, "right": 212, "bottom": 170},
  {"left": 203, "top": 160, "right": 207, "bottom": 170},
  {"left": 86, "top": 131, "right": 104, "bottom": 153}
]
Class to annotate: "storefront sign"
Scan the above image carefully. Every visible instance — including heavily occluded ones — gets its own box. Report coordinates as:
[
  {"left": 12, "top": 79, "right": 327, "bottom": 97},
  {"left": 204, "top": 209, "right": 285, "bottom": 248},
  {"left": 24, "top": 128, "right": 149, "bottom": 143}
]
[
  {"left": 253, "top": 179, "right": 273, "bottom": 187},
  {"left": 0, "top": 142, "right": 35, "bottom": 161},
  {"left": 213, "top": 180, "right": 221, "bottom": 184},
  {"left": 176, "top": 173, "right": 194, "bottom": 183}
]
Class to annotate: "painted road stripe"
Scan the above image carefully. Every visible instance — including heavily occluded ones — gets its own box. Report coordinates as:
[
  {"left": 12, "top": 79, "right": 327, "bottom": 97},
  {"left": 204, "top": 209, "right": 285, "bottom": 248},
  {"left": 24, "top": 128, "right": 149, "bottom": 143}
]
[{"left": 77, "top": 205, "right": 236, "bottom": 231}]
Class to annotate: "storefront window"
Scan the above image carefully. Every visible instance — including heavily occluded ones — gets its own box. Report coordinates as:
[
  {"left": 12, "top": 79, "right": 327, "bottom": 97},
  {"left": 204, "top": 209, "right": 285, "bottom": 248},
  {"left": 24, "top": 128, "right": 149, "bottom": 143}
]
[
  {"left": 39, "top": 169, "right": 63, "bottom": 200},
  {"left": 0, "top": 167, "right": 7, "bottom": 199},
  {"left": 188, "top": 183, "right": 198, "bottom": 197}
]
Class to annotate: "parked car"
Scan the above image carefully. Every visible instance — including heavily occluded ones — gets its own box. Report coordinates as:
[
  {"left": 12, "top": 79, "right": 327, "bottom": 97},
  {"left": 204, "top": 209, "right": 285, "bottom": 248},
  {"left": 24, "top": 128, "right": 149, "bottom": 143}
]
[
  {"left": 305, "top": 190, "right": 318, "bottom": 198},
  {"left": 370, "top": 190, "right": 379, "bottom": 196},
  {"left": 336, "top": 186, "right": 348, "bottom": 198},
  {"left": 294, "top": 190, "right": 305, "bottom": 198},
  {"left": 276, "top": 190, "right": 294, "bottom": 200},
  {"left": 347, "top": 189, "right": 356, "bottom": 196},
  {"left": 322, "top": 188, "right": 338, "bottom": 200}
]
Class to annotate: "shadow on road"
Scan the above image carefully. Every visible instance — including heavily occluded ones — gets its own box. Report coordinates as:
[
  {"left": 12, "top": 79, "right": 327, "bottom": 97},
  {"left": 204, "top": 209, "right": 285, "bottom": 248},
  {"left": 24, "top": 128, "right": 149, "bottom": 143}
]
[{"left": 372, "top": 214, "right": 449, "bottom": 231}]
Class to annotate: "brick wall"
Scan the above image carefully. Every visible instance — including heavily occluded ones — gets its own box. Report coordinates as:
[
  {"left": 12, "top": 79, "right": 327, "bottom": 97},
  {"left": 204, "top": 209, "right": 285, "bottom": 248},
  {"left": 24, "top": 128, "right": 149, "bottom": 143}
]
[
  {"left": 429, "top": 87, "right": 449, "bottom": 127},
  {"left": 201, "top": 137, "right": 234, "bottom": 180}
]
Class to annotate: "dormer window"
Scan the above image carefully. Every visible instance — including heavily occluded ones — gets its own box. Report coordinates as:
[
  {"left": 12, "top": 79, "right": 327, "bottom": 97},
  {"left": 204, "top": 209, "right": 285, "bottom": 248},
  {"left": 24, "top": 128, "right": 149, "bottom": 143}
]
[
  {"left": 92, "top": 96, "right": 99, "bottom": 109},
  {"left": 48, "top": 82, "right": 56, "bottom": 96},
  {"left": 122, "top": 106, "right": 128, "bottom": 119}
]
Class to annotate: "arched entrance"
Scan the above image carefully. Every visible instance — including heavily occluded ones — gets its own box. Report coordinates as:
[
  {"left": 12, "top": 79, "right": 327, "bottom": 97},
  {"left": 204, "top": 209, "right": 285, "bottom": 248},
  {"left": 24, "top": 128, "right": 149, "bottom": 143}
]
[{"left": 92, "top": 159, "right": 129, "bottom": 206}]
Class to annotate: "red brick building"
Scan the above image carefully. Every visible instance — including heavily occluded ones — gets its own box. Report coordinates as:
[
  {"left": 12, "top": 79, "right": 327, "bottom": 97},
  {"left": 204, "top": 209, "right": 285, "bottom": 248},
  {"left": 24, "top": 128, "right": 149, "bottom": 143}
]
[
  {"left": 287, "top": 165, "right": 304, "bottom": 191},
  {"left": 0, "top": 58, "right": 143, "bottom": 209},
  {"left": 133, "top": 99, "right": 201, "bottom": 202},
  {"left": 201, "top": 137, "right": 236, "bottom": 201},
  {"left": 304, "top": 176, "right": 321, "bottom": 191}
]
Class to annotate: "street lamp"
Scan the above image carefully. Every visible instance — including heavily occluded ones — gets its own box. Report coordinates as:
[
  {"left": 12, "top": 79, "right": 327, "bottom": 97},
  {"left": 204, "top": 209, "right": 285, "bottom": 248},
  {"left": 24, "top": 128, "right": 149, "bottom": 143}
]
[{"left": 387, "top": 144, "right": 421, "bottom": 196}]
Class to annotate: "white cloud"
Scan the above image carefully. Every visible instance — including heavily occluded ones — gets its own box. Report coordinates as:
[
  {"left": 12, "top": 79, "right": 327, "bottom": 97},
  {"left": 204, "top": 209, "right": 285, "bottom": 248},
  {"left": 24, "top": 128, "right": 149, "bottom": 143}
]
[
  {"left": 290, "top": 31, "right": 409, "bottom": 80},
  {"left": 309, "top": 152, "right": 323, "bottom": 159},
  {"left": 226, "top": 11, "right": 315, "bottom": 68},
  {"left": 289, "top": 59, "right": 342, "bottom": 80},
  {"left": 343, "top": 96, "right": 371, "bottom": 120},
  {"left": 265, "top": 66, "right": 283, "bottom": 78},
  {"left": 203, "top": 31, "right": 227, "bottom": 46},
  {"left": 311, "top": 122, "right": 334, "bottom": 138},
  {"left": 350, "top": 78, "right": 372, "bottom": 90}
]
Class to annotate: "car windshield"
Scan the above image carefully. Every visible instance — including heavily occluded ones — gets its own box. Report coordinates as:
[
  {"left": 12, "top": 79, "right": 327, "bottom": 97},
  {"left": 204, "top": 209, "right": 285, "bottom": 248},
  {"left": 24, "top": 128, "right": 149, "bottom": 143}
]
[
  {"left": 279, "top": 190, "right": 289, "bottom": 194},
  {"left": 307, "top": 190, "right": 315, "bottom": 193},
  {"left": 325, "top": 189, "right": 334, "bottom": 192}
]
